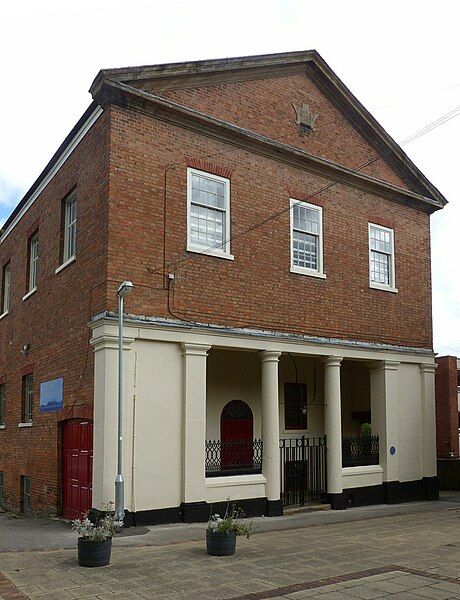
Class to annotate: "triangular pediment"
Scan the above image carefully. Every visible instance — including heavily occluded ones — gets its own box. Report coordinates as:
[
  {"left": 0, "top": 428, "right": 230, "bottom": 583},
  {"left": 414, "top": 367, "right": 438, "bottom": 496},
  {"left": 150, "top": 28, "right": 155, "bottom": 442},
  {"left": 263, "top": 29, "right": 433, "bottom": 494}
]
[{"left": 90, "top": 51, "right": 446, "bottom": 208}]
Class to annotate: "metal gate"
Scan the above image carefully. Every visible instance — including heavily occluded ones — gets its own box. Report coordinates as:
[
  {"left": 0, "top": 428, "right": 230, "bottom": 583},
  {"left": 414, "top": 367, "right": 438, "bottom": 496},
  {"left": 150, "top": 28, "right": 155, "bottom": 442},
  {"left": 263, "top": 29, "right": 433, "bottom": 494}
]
[{"left": 280, "top": 436, "right": 327, "bottom": 507}]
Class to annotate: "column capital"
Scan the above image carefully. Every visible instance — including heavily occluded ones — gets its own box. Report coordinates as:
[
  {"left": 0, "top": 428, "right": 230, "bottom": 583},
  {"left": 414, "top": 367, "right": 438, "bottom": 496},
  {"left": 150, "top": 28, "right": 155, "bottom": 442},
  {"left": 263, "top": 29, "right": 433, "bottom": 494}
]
[
  {"left": 419, "top": 362, "right": 437, "bottom": 374},
  {"left": 258, "top": 350, "right": 282, "bottom": 363},
  {"left": 368, "top": 359, "right": 400, "bottom": 372},
  {"left": 323, "top": 356, "right": 343, "bottom": 368},
  {"left": 181, "top": 343, "right": 211, "bottom": 357},
  {"left": 90, "top": 333, "right": 135, "bottom": 353}
]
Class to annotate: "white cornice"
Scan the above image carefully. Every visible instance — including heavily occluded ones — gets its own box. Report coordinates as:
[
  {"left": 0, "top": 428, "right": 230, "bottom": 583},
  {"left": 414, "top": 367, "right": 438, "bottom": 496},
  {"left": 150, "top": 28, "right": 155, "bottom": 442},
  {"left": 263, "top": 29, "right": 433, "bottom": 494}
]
[{"left": 0, "top": 105, "right": 103, "bottom": 245}]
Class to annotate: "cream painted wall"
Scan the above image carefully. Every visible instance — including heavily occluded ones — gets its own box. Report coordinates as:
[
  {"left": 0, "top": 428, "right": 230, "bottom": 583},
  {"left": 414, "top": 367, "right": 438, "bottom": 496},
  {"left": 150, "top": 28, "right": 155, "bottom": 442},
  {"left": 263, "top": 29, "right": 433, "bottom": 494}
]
[
  {"left": 130, "top": 339, "right": 183, "bottom": 512},
  {"left": 341, "top": 361, "right": 371, "bottom": 436},
  {"left": 206, "top": 349, "right": 261, "bottom": 439},
  {"left": 397, "top": 362, "right": 423, "bottom": 482},
  {"left": 206, "top": 350, "right": 325, "bottom": 441}
]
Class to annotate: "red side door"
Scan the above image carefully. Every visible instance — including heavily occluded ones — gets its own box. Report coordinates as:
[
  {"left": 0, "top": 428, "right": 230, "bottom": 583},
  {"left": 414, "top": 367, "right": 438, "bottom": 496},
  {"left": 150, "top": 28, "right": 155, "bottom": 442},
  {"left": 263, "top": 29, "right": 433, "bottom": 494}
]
[{"left": 62, "top": 419, "right": 93, "bottom": 519}]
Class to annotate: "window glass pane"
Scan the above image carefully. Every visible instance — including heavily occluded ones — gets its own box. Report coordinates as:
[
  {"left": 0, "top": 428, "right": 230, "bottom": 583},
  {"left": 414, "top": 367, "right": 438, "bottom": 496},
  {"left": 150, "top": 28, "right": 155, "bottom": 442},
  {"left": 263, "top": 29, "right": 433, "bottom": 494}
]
[
  {"left": 370, "top": 226, "right": 391, "bottom": 253},
  {"left": 370, "top": 250, "right": 390, "bottom": 285},
  {"left": 2, "top": 264, "right": 10, "bottom": 313},
  {"left": 23, "top": 375, "right": 33, "bottom": 423},
  {"left": 190, "top": 204, "right": 224, "bottom": 249},
  {"left": 63, "top": 196, "right": 77, "bottom": 261},
  {"left": 191, "top": 173, "right": 226, "bottom": 209},
  {"left": 29, "top": 235, "right": 38, "bottom": 290},
  {"left": 284, "top": 383, "right": 307, "bottom": 430},
  {"left": 292, "top": 230, "right": 318, "bottom": 270},
  {"left": 293, "top": 204, "right": 319, "bottom": 235}
]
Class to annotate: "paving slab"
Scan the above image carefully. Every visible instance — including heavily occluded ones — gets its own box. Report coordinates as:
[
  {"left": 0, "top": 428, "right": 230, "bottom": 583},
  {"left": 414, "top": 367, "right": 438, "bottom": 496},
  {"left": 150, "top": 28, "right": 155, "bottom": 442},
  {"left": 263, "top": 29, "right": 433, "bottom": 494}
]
[{"left": 0, "top": 502, "right": 458, "bottom": 600}]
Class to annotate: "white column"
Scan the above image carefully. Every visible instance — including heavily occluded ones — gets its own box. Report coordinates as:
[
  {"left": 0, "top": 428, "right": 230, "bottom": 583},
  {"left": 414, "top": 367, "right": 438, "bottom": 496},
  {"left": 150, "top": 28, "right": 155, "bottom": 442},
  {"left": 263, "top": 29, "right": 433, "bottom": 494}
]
[
  {"left": 419, "top": 363, "right": 437, "bottom": 478},
  {"left": 259, "top": 350, "right": 282, "bottom": 508},
  {"left": 182, "top": 343, "right": 210, "bottom": 510},
  {"left": 369, "top": 360, "right": 400, "bottom": 482},
  {"left": 324, "top": 356, "right": 343, "bottom": 496},
  {"left": 91, "top": 329, "right": 135, "bottom": 510}
]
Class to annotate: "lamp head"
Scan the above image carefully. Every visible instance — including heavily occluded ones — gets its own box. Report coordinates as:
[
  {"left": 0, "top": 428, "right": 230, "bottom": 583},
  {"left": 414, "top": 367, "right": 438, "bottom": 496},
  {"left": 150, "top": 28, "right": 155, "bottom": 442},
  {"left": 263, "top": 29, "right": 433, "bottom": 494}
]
[{"left": 117, "top": 281, "right": 134, "bottom": 298}]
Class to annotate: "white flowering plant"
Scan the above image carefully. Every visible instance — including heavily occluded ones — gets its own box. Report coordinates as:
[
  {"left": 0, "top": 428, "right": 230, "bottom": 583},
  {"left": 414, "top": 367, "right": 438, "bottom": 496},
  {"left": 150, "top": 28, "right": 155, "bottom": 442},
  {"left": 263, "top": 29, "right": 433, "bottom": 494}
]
[
  {"left": 71, "top": 503, "right": 123, "bottom": 542},
  {"left": 207, "top": 502, "right": 254, "bottom": 539}
]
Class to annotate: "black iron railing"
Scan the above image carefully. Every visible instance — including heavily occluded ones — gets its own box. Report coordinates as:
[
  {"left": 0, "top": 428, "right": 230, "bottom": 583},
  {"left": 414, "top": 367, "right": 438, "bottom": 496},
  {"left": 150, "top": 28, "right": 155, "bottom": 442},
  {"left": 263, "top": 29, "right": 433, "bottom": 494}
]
[
  {"left": 205, "top": 439, "right": 263, "bottom": 477},
  {"left": 342, "top": 435, "right": 379, "bottom": 467},
  {"left": 280, "top": 436, "right": 327, "bottom": 506}
]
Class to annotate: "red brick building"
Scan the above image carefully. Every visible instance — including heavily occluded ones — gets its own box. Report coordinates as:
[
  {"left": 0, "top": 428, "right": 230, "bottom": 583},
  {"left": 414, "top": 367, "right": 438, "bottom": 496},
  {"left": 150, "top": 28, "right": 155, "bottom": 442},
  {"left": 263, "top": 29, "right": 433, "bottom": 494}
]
[{"left": 0, "top": 51, "right": 447, "bottom": 522}]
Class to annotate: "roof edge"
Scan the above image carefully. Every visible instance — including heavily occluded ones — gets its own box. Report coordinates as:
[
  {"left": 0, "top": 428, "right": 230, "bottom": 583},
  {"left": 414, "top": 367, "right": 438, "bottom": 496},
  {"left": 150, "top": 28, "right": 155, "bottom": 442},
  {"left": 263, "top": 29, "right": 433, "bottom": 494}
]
[{"left": 89, "top": 49, "right": 319, "bottom": 96}]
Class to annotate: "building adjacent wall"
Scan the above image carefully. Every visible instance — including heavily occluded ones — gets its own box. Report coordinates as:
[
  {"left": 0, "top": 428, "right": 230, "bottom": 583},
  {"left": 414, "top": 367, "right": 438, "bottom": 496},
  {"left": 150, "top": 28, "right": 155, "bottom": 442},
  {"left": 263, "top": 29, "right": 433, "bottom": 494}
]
[
  {"left": 435, "top": 356, "right": 459, "bottom": 458},
  {"left": 0, "top": 111, "right": 111, "bottom": 513}
]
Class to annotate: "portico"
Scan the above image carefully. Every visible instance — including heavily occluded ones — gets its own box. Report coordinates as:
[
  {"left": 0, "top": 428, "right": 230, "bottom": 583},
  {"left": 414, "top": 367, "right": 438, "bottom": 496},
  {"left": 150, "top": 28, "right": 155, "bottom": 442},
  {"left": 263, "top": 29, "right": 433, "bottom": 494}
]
[{"left": 90, "top": 315, "right": 438, "bottom": 525}]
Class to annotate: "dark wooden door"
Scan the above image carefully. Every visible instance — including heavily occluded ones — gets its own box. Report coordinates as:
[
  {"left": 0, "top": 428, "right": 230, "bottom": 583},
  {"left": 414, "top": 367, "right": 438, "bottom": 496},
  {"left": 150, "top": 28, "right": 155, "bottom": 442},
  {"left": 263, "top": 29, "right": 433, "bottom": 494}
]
[
  {"left": 62, "top": 419, "right": 93, "bottom": 519},
  {"left": 220, "top": 400, "right": 253, "bottom": 470}
]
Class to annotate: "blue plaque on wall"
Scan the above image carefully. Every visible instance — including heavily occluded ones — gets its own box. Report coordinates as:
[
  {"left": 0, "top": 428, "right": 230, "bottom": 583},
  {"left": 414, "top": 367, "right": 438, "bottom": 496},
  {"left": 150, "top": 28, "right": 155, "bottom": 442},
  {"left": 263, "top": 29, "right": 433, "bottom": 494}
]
[{"left": 40, "top": 378, "right": 64, "bottom": 413}]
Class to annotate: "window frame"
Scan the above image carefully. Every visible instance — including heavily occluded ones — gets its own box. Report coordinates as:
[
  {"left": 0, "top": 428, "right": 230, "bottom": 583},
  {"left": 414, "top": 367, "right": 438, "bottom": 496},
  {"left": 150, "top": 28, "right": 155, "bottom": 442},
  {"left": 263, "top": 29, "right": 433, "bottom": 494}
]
[
  {"left": 27, "top": 231, "right": 39, "bottom": 295},
  {"left": 0, "top": 383, "right": 5, "bottom": 427},
  {"left": 368, "top": 223, "right": 397, "bottom": 293},
  {"left": 186, "top": 168, "right": 233, "bottom": 260},
  {"left": 1, "top": 262, "right": 11, "bottom": 316},
  {"left": 62, "top": 192, "right": 77, "bottom": 265},
  {"left": 290, "top": 198, "right": 325, "bottom": 279},
  {"left": 21, "top": 374, "right": 33, "bottom": 425}
]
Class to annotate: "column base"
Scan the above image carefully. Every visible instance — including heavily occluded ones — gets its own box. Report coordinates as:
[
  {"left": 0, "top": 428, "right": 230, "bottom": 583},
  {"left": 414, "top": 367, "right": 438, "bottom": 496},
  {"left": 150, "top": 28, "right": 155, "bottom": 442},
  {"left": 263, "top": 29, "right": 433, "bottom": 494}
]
[
  {"left": 423, "top": 476, "right": 439, "bottom": 501},
  {"left": 180, "top": 501, "right": 209, "bottom": 523},
  {"left": 266, "top": 499, "right": 283, "bottom": 517},
  {"left": 328, "top": 492, "right": 348, "bottom": 510}
]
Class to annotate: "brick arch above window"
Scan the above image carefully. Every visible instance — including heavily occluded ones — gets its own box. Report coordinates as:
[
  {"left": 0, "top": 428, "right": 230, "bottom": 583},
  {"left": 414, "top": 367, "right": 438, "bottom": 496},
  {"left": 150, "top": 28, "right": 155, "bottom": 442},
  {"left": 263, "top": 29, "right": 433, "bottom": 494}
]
[{"left": 186, "top": 158, "right": 233, "bottom": 179}]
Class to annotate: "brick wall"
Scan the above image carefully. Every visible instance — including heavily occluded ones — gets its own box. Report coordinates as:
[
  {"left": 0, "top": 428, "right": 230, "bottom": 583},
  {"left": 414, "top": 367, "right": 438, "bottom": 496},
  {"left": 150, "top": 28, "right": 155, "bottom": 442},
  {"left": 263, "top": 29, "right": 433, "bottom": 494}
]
[
  {"left": 107, "top": 102, "right": 433, "bottom": 349},
  {"left": 0, "top": 111, "right": 110, "bottom": 514},
  {"left": 435, "top": 356, "right": 459, "bottom": 458},
  {"left": 137, "top": 72, "right": 409, "bottom": 188}
]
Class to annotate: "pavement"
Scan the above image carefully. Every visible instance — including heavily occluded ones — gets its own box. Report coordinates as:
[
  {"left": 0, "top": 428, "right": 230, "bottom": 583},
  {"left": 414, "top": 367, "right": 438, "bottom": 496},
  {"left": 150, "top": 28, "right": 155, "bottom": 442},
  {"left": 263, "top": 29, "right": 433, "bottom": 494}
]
[{"left": 0, "top": 491, "right": 458, "bottom": 599}]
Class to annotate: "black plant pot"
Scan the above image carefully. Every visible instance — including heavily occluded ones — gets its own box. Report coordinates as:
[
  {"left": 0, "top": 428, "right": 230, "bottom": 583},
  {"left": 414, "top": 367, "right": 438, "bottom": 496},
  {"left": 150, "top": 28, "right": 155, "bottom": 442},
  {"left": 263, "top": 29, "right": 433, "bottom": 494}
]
[
  {"left": 77, "top": 538, "right": 112, "bottom": 567},
  {"left": 206, "top": 530, "right": 237, "bottom": 556}
]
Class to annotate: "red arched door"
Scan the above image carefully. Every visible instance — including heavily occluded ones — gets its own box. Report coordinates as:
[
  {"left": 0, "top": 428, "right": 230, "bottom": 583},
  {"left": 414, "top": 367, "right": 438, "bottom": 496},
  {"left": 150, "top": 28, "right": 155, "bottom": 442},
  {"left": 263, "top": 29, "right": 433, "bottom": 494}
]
[
  {"left": 62, "top": 419, "right": 93, "bottom": 519},
  {"left": 220, "top": 400, "right": 253, "bottom": 471}
]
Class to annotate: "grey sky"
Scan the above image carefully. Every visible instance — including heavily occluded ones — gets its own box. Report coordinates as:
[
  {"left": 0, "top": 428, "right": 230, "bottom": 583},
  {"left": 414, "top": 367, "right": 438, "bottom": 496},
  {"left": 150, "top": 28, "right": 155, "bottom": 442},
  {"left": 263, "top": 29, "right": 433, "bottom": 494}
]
[{"left": 1, "top": 0, "right": 459, "bottom": 356}]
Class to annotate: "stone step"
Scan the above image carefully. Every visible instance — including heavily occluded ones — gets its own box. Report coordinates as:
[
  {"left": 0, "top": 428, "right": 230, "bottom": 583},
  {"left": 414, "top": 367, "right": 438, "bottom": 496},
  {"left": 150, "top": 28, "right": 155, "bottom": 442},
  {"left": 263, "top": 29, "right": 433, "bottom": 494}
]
[{"left": 284, "top": 503, "right": 331, "bottom": 515}]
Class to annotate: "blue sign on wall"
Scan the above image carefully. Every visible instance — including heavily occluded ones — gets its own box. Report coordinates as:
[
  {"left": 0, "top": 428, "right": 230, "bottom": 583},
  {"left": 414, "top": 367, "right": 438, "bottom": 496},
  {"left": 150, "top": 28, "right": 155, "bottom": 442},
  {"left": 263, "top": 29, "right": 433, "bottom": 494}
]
[{"left": 40, "top": 378, "right": 64, "bottom": 413}]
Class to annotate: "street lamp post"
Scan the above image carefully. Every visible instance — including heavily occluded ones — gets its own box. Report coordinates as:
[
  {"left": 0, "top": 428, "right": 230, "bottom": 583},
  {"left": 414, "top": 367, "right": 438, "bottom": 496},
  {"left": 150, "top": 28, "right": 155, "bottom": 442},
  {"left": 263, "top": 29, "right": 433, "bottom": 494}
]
[{"left": 115, "top": 281, "right": 133, "bottom": 523}]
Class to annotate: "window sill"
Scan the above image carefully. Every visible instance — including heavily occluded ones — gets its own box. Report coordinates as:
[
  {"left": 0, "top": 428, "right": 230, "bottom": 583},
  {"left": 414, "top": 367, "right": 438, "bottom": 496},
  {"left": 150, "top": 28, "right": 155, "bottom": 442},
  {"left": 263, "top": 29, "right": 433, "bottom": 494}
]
[
  {"left": 18, "top": 422, "right": 33, "bottom": 428},
  {"left": 187, "top": 245, "right": 234, "bottom": 261},
  {"left": 290, "top": 266, "right": 326, "bottom": 279},
  {"left": 0, "top": 311, "right": 8, "bottom": 321},
  {"left": 369, "top": 282, "right": 398, "bottom": 294},
  {"left": 22, "top": 287, "right": 37, "bottom": 302},
  {"left": 283, "top": 429, "right": 309, "bottom": 435},
  {"left": 0, "top": 425, "right": 5, "bottom": 430},
  {"left": 55, "top": 255, "right": 76, "bottom": 274}
]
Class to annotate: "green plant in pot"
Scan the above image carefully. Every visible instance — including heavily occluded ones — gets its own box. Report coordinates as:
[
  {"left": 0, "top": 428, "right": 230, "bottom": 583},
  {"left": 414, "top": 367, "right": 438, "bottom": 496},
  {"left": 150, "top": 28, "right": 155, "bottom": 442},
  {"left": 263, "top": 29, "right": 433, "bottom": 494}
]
[
  {"left": 206, "top": 503, "right": 254, "bottom": 556},
  {"left": 72, "top": 504, "right": 123, "bottom": 567}
]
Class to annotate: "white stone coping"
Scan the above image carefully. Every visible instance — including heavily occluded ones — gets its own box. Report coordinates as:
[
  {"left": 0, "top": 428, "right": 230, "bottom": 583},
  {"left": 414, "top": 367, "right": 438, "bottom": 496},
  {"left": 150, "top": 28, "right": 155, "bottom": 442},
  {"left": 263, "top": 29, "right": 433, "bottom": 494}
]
[
  {"left": 342, "top": 465, "right": 384, "bottom": 476},
  {"left": 205, "top": 473, "right": 267, "bottom": 488}
]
